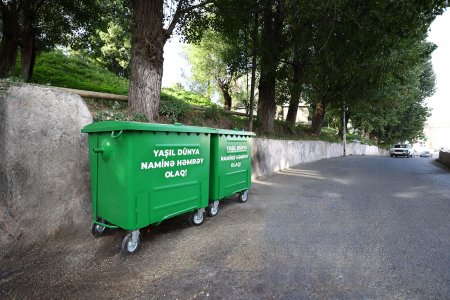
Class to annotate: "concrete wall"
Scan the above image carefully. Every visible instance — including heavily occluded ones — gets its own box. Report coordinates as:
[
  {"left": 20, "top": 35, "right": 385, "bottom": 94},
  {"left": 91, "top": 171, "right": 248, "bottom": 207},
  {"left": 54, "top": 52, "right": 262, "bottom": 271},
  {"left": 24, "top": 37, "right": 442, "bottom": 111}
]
[
  {"left": 251, "top": 138, "right": 388, "bottom": 178},
  {"left": 438, "top": 151, "right": 450, "bottom": 168}
]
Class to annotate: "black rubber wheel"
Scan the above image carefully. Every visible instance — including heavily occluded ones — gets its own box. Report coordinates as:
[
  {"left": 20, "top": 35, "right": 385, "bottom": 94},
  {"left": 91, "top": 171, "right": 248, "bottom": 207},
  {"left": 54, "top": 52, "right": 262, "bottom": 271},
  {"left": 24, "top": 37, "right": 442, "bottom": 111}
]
[
  {"left": 91, "top": 220, "right": 107, "bottom": 237},
  {"left": 239, "top": 189, "right": 249, "bottom": 203},
  {"left": 121, "top": 232, "right": 140, "bottom": 254},
  {"left": 190, "top": 210, "right": 204, "bottom": 226},
  {"left": 206, "top": 202, "right": 219, "bottom": 217}
]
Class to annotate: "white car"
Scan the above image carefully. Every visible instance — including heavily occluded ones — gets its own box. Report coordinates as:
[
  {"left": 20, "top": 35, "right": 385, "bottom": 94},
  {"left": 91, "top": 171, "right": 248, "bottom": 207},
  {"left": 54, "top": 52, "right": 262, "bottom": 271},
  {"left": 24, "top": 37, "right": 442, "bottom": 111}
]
[{"left": 390, "top": 144, "right": 414, "bottom": 158}]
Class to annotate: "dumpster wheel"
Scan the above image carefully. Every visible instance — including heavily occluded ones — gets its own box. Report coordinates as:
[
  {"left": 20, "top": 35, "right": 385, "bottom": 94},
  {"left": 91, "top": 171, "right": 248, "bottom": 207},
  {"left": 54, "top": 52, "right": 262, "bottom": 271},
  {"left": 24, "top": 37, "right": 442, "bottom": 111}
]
[
  {"left": 239, "top": 189, "right": 249, "bottom": 203},
  {"left": 121, "top": 230, "right": 140, "bottom": 254},
  {"left": 91, "top": 219, "right": 107, "bottom": 237},
  {"left": 206, "top": 201, "right": 219, "bottom": 217},
  {"left": 190, "top": 208, "right": 205, "bottom": 226}
]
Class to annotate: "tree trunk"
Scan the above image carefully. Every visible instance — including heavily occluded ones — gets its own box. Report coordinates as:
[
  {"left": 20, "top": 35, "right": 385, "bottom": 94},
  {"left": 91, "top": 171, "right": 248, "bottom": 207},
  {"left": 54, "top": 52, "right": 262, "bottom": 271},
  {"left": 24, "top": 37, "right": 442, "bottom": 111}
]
[
  {"left": 20, "top": 9, "right": 37, "bottom": 82},
  {"left": 310, "top": 101, "right": 326, "bottom": 136},
  {"left": 286, "top": 42, "right": 307, "bottom": 124},
  {"left": 256, "top": 0, "right": 284, "bottom": 134},
  {"left": 0, "top": 2, "right": 20, "bottom": 78},
  {"left": 248, "top": 5, "right": 258, "bottom": 132},
  {"left": 218, "top": 80, "right": 232, "bottom": 110},
  {"left": 128, "top": 0, "right": 165, "bottom": 122},
  {"left": 257, "top": 73, "right": 277, "bottom": 134},
  {"left": 20, "top": 43, "right": 36, "bottom": 82},
  {"left": 286, "top": 64, "right": 304, "bottom": 124},
  {"left": 220, "top": 86, "right": 232, "bottom": 111}
]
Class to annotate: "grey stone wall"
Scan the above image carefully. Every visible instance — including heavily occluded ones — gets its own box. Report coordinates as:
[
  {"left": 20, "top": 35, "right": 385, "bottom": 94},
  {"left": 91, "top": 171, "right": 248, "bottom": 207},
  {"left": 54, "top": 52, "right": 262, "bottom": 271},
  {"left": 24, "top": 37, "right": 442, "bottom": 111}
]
[
  {"left": 251, "top": 138, "right": 388, "bottom": 178},
  {"left": 438, "top": 151, "right": 450, "bottom": 168},
  {"left": 0, "top": 82, "right": 92, "bottom": 247}
]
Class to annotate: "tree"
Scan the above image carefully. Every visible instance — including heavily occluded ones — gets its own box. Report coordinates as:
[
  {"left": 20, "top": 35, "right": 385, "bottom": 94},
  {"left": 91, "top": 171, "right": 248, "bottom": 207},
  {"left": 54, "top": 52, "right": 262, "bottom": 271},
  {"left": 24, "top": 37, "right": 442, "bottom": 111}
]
[
  {"left": 210, "top": 0, "right": 287, "bottom": 133},
  {"left": 186, "top": 30, "right": 245, "bottom": 110},
  {"left": 128, "top": 0, "right": 212, "bottom": 122},
  {"left": 202, "top": 0, "right": 258, "bottom": 126},
  {"left": 304, "top": 0, "right": 447, "bottom": 137},
  {"left": 350, "top": 46, "right": 436, "bottom": 144},
  {"left": 277, "top": 1, "right": 323, "bottom": 125},
  {"left": 0, "top": 1, "right": 19, "bottom": 77},
  {"left": 96, "top": 21, "right": 131, "bottom": 77},
  {"left": 255, "top": 0, "right": 286, "bottom": 134},
  {"left": 78, "top": 0, "right": 132, "bottom": 78},
  {"left": 0, "top": 0, "right": 101, "bottom": 81}
]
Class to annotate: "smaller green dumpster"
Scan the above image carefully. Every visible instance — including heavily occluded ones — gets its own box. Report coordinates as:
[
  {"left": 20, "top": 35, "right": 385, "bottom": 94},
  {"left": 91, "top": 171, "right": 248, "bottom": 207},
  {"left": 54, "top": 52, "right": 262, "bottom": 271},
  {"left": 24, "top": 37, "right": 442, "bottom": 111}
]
[
  {"left": 207, "top": 129, "right": 255, "bottom": 217},
  {"left": 82, "top": 121, "right": 215, "bottom": 253}
]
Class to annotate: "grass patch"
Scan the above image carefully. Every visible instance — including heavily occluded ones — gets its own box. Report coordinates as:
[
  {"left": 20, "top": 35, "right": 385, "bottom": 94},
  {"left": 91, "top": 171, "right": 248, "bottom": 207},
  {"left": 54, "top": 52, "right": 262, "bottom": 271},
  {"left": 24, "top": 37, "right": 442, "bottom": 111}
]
[
  {"left": 161, "top": 87, "right": 213, "bottom": 107},
  {"left": 18, "top": 50, "right": 129, "bottom": 95}
]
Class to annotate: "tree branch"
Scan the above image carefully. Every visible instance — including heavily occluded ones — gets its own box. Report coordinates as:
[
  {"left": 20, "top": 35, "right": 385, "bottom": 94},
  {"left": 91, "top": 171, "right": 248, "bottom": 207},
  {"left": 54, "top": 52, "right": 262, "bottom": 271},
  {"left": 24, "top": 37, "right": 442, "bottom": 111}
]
[
  {"left": 279, "top": 59, "right": 294, "bottom": 67},
  {"left": 179, "top": 0, "right": 213, "bottom": 14},
  {"left": 164, "top": 0, "right": 213, "bottom": 40},
  {"left": 164, "top": 0, "right": 184, "bottom": 40}
]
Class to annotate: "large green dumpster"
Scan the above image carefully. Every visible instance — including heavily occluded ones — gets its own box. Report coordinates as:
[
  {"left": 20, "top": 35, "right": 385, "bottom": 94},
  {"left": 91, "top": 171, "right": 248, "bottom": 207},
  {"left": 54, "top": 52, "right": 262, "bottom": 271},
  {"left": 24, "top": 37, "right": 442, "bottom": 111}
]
[
  {"left": 81, "top": 121, "right": 215, "bottom": 253},
  {"left": 207, "top": 129, "right": 255, "bottom": 217}
]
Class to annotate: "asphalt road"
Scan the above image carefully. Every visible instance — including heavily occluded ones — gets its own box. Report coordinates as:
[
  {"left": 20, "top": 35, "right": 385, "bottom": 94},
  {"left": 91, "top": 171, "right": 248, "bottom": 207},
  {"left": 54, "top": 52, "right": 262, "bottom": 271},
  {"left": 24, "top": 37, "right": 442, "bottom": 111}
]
[{"left": 1, "top": 156, "right": 450, "bottom": 299}]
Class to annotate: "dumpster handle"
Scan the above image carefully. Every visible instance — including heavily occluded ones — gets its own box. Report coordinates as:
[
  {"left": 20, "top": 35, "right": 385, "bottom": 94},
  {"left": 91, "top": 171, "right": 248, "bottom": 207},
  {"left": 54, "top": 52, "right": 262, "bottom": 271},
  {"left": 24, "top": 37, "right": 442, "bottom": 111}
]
[
  {"left": 111, "top": 130, "right": 123, "bottom": 139},
  {"left": 93, "top": 220, "right": 119, "bottom": 229}
]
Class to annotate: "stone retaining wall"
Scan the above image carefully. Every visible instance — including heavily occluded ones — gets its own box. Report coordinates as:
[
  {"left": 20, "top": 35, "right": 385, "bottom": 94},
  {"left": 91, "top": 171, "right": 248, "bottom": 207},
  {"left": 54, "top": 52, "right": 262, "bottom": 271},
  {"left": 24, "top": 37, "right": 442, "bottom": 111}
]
[{"left": 251, "top": 138, "right": 388, "bottom": 178}]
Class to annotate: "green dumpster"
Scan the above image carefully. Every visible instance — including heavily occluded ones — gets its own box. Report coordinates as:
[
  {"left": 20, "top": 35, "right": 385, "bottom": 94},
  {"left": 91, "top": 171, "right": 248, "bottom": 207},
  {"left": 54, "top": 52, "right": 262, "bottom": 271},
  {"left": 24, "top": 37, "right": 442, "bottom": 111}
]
[
  {"left": 206, "top": 129, "right": 255, "bottom": 217},
  {"left": 81, "top": 121, "right": 215, "bottom": 253}
]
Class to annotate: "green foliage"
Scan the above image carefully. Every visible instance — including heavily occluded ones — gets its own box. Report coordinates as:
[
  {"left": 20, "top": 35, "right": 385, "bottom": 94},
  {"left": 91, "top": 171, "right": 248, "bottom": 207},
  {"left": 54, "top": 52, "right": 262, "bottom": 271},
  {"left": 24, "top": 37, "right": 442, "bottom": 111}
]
[
  {"left": 0, "top": 0, "right": 103, "bottom": 79},
  {"left": 34, "top": 0, "right": 103, "bottom": 50},
  {"left": 97, "top": 22, "right": 131, "bottom": 77},
  {"left": 294, "top": 0, "right": 447, "bottom": 142},
  {"left": 197, "top": 0, "right": 447, "bottom": 137},
  {"left": 185, "top": 29, "right": 242, "bottom": 104},
  {"left": 77, "top": 0, "right": 132, "bottom": 77},
  {"left": 159, "top": 98, "right": 189, "bottom": 123},
  {"left": 26, "top": 50, "right": 129, "bottom": 94},
  {"left": 348, "top": 41, "right": 436, "bottom": 144}
]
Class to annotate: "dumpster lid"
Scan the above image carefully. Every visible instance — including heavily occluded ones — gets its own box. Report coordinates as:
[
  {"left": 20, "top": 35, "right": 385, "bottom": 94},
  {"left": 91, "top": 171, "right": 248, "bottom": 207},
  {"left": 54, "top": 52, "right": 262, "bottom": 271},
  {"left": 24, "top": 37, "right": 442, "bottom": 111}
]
[
  {"left": 81, "top": 121, "right": 216, "bottom": 134},
  {"left": 215, "top": 128, "right": 255, "bottom": 137}
]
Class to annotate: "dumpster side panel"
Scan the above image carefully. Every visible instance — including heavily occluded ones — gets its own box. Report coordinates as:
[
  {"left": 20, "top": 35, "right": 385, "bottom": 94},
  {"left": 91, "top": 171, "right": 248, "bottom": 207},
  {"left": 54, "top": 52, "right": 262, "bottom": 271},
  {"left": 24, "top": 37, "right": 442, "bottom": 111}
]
[
  {"left": 83, "top": 122, "right": 227, "bottom": 254},
  {"left": 210, "top": 134, "right": 252, "bottom": 200},
  {"left": 132, "top": 131, "right": 211, "bottom": 228},
  {"left": 85, "top": 125, "right": 212, "bottom": 231}
]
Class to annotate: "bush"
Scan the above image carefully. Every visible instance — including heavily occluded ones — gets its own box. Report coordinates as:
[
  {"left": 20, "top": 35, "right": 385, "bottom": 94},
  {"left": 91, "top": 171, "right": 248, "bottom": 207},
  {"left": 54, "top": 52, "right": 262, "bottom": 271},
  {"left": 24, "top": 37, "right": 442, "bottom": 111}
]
[
  {"left": 203, "top": 105, "right": 223, "bottom": 122},
  {"left": 92, "top": 109, "right": 149, "bottom": 123},
  {"left": 159, "top": 98, "right": 189, "bottom": 123}
]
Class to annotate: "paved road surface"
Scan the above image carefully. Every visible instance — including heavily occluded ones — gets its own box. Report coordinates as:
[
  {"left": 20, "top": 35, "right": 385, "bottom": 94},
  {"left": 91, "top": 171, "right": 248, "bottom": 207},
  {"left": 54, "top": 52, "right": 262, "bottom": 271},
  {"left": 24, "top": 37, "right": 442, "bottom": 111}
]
[{"left": 1, "top": 156, "right": 450, "bottom": 299}]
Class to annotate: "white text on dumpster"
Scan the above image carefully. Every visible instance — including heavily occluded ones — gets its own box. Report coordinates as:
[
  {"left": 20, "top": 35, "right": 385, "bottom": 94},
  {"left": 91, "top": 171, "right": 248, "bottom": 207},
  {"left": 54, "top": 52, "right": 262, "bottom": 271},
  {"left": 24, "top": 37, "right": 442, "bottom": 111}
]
[{"left": 141, "top": 147, "right": 204, "bottom": 178}]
